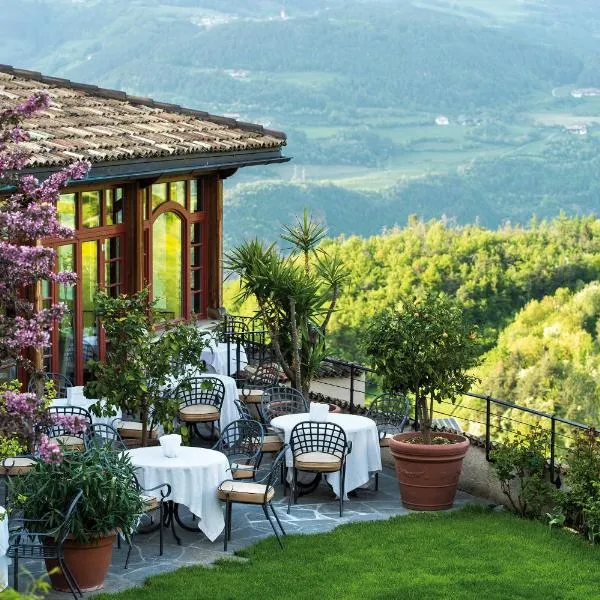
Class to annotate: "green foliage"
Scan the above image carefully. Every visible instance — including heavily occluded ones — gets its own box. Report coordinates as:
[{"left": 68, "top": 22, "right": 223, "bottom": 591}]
[
  {"left": 490, "top": 428, "right": 555, "bottom": 518},
  {"left": 84, "top": 289, "right": 210, "bottom": 445},
  {"left": 362, "top": 293, "right": 479, "bottom": 440},
  {"left": 9, "top": 445, "right": 145, "bottom": 544}
]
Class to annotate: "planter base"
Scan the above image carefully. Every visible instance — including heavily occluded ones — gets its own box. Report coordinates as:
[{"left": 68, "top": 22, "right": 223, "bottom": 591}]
[{"left": 388, "top": 432, "right": 470, "bottom": 511}]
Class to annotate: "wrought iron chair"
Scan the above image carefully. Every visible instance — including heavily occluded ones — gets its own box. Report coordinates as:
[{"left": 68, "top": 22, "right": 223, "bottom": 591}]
[
  {"left": 234, "top": 398, "right": 252, "bottom": 420},
  {"left": 366, "top": 393, "right": 411, "bottom": 490},
  {"left": 288, "top": 421, "right": 352, "bottom": 517},
  {"left": 260, "top": 386, "right": 308, "bottom": 453},
  {"left": 85, "top": 423, "right": 128, "bottom": 452},
  {"left": 8, "top": 489, "right": 84, "bottom": 599},
  {"left": 217, "top": 446, "right": 288, "bottom": 551},
  {"left": 28, "top": 372, "right": 73, "bottom": 399},
  {"left": 176, "top": 377, "right": 225, "bottom": 442},
  {"left": 0, "top": 455, "right": 37, "bottom": 506},
  {"left": 216, "top": 316, "right": 249, "bottom": 344},
  {"left": 212, "top": 419, "right": 264, "bottom": 480},
  {"left": 238, "top": 362, "right": 280, "bottom": 407},
  {"left": 46, "top": 406, "right": 93, "bottom": 451}
]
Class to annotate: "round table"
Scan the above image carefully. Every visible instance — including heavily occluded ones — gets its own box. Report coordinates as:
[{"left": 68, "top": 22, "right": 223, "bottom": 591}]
[
  {"left": 201, "top": 340, "right": 248, "bottom": 377},
  {"left": 270, "top": 413, "right": 382, "bottom": 499},
  {"left": 127, "top": 446, "right": 229, "bottom": 542}
]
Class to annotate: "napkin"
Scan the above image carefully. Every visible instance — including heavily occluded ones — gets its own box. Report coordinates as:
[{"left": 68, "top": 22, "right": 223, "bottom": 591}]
[
  {"left": 66, "top": 386, "right": 85, "bottom": 405},
  {"left": 159, "top": 434, "right": 182, "bottom": 458},
  {"left": 309, "top": 402, "right": 329, "bottom": 422}
]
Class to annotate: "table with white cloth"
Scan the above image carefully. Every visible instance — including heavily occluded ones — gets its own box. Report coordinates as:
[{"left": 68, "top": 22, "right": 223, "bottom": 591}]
[
  {"left": 0, "top": 507, "right": 8, "bottom": 591},
  {"left": 127, "top": 446, "right": 229, "bottom": 542},
  {"left": 51, "top": 391, "right": 122, "bottom": 426},
  {"left": 270, "top": 413, "right": 382, "bottom": 499},
  {"left": 201, "top": 339, "right": 248, "bottom": 376}
]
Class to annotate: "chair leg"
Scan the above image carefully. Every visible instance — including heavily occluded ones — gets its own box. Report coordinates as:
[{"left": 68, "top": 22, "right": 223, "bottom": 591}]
[
  {"left": 13, "top": 551, "right": 18, "bottom": 592},
  {"left": 159, "top": 502, "right": 164, "bottom": 556},
  {"left": 374, "top": 471, "right": 379, "bottom": 492},
  {"left": 269, "top": 501, "right": 286, "bottom": 536},
  {"left": 228, "top": 501, "right": 233, "bottom": 541},
  {"left": 125, "top": 536, "right": 134, "bottom": 569},
  {"left": 262, "top": 504, "right": 284, "bottom": 549},
  {"left": 116, "top": 530, "right": 121, "bottom": 549},
  {"left": 59, "top": 557, "right": 81, "bottom": 600},
  {"left": 223, "top": 501, "right": 230, "bottom": 551},
  {"left": 340, "top": 465, "right": 346, "bottom": 517}
]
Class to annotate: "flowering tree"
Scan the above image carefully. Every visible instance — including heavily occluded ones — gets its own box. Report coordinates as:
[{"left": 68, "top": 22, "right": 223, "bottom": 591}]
[{"left": 0, "top": 92, "right": 90, "bottom": 461}]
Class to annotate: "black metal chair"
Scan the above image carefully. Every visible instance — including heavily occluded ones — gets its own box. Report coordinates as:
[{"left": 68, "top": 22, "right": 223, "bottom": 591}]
[
  {"left": 260, "top": 386, "right": 308, "bottom": 454},
  {"left": 28, "top": 372, "right": 73, "bottom": 399},
  {"left": 238, "top": 362, "right": 280, "bottom": 408},
  {"left": 366, "top": 393, "right": 410, "bottom": 490},
  {"left": 234, "top": 398, "right": 252, "bottom": 420},
  {"left": 216, "top": 316, "right": 249, "bottom": 344},
  {"left": 288, "top": 421, "right": 352, "bottom": 517},
  {"left": 0, "top": 455, "right": 37, "bottom": 506},
  {"left": 85, "top": 423, "right": 127, "bottom": 452},
  {"left": 8, "top": 489, "right": 84, "bottom": 599},
  {"left": 212, "top": 419, "right": 264, "bottom": 480},
  {"left": 217, "top": 446, "right": 288, "bottom": 551},
  {"left": 176, "top": 377, "right": 225, "bottom": 442},
  {"left": 46, "top": 406, "right": 92, "bottom": 451}
]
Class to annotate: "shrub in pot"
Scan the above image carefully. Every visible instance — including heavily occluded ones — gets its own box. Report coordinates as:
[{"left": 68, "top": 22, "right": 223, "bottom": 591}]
[
  {"left": 9, "top": 444, "right": 145, "bottom": 591},
  {"left": 363, "top": 293, "right": 480, "bottom": 510}
]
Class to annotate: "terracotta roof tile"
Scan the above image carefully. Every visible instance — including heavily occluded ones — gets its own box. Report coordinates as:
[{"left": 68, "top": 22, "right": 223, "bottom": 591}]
[{"left": 0, "top": 65, "right": 286, "bottom": 169}]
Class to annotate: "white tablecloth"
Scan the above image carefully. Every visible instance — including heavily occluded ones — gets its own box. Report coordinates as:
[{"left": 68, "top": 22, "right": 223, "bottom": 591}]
[
  {"left": 0, "top": 506, "right": 8, "bottom": 591},
  {"left": 51, "top": 393, "right": 122, "bottom": 426},
  {"left": 270, "top": 413, "right": 382, "bottom": 499},
  {"left": 127, "top": 446, "right": 229, "bottom": 542},
  {"left": 201, "top": 340, "right": 248, "bottom": 376}
]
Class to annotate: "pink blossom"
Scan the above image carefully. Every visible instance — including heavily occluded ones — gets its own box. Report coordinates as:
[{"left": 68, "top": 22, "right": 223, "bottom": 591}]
[
  {"left": 39, "top": 435, "right": 63, "bottom": 465},
  {"left": 53, "top": 414, "right": 88, "bottom": 435}
]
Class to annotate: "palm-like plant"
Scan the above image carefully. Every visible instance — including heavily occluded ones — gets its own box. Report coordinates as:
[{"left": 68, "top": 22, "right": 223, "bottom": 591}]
[{"left": 226, "top": 212, "right": 348, "bottom": 396}]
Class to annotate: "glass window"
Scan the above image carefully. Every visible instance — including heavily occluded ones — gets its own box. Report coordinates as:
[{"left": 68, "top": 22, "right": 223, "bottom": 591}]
[
  {"left": 57, "top": 193, "right": 76, "bottom": 229},
  {"left": 190, "top": 179, "right": 203, "bottom": 212},
  {"left": 81, "top": 191, "right": 101, "bottom": 228},
  {"left": 170, "top": 181, "right": 186, "bottom": 207},
  {"left": 105, "top": 188, "right": 124, "bottom": 225},
  {"left": 104, "top": 236, "right": 122, "bottom": 297},
  {"left": 151, "top": 183, "right": 168, "bottom": 211},
  {"left": 57, "top": 244, "right": 75, "bottom": 383},
  {"left": 152, "top": 212, "right": 182, "bottom": 320}
]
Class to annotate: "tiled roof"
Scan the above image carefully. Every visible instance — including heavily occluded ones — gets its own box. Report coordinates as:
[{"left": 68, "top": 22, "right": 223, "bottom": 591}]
[{"left": 0, "top": 65, "right": 286, "bottom": 169}]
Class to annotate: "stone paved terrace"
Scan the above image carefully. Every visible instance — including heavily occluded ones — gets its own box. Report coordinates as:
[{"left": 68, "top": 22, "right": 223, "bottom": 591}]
[{"left": 14, "top": 466, "right": 481, "bottom": 598}]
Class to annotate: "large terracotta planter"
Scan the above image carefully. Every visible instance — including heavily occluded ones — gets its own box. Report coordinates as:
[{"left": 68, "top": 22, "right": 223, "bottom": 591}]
[
  {"left": 45, "top": 534, "right": 114, "bottom": 592},
  {"left": 388, "top": 432, "right": 470, "bottom": 511}
]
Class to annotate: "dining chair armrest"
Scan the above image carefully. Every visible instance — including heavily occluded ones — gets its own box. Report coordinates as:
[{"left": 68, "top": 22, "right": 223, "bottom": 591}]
[{"left": 141, "top": 482, "right": 172, "bottom": 500}]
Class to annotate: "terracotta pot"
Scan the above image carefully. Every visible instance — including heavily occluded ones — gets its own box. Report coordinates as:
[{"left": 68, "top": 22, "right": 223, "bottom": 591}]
[
  {"left": 388, "top": 432, "right": 470, "bottom": 511},
  {"left": 45, "top": 534, "right": 114, "bottom": 592}
]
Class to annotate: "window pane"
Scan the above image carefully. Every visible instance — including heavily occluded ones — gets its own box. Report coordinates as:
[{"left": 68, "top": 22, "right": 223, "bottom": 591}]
[
  {"left": 191, "top": 292, "right": 202, "bottom": 314},
  {"left": 152, "top": 212, "right": 182, "bottom": 320},
  {"left": 143, "top": 187, "right": 149, "bottom": 220},
  {"left": 190, "top": 245, "right": 202, "bottom": 267},
  {"left": 105, "top": 188, "right": 124, "bottom": 225},
  {"left": 105, "top": 236, "right": 122, "bottom": 297},
  {"left": 190, "top": 179, "right": 203, "bottom": 212},
  {"left": 82, "top": 191, "right": 101, "bottom": 228},
  {"left": 57, "top": 244, "right": 75, "bottom": 383},
  {"left": 152, "top": 183, "right": 168, "bottom": 211},
  {"left": 82, "top": 241, "right": 99, "bottom": 376},
  {"left": 170, "top": 181, "right": 186, "bottom": 207},
  {"left": 57, "top": 193, "right": 76, "bottom": 229},
  {"left": 191, "top": 222, "right": 202, "bottom": 244}
]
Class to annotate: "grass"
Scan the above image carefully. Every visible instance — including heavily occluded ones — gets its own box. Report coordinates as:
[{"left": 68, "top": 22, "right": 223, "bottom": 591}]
[{"left": 97, "top": 505, "right": 600, "bottom": 600}]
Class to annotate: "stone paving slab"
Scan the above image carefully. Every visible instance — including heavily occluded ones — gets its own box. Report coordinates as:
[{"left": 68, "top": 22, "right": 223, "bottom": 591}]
[{"left": 13, "top": 468, "right": 481, "bottom": 597}]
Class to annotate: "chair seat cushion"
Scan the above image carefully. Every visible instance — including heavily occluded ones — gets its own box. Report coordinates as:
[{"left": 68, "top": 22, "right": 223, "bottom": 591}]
[
  {"left": 54, "top": 435, "right": 85, "bottom": 450},
  {"left": 295, "top": 451, "right": 342, "bottom": 472},
  {"left": 379, "top": 433, "right": 395, "bottom": 447},
  {"left": 217, "top": 481, "right": 274, "bottom": 504},
  {"left": 179, "top": 405, "right": 221, "bottom": 423},
  {"left": 262, "top": 434, "right": 283, "bottom": 453},
  {"left": 1, "top": 457, "right": 36, "bottom": 475},
  {"left": 117, "top": 422, "right": 159, "bottom": 440},
  {"left": 242, "top": 390, "right": 264, "bottom": 404},
  {"left": 140, "top": 494, "right": 160, "bottom": 511},
  {"left": 231, "top": 463, "right": 256, "bottom": 480}
]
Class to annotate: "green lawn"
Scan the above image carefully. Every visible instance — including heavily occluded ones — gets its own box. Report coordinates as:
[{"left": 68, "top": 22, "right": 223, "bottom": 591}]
[{"left": 98, "top": 506, "right": 600, "bottom": 600}]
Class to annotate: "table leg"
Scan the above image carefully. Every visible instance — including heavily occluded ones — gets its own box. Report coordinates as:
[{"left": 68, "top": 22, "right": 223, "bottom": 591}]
[
  {"left": 163, "top": 501, "right": 182, "bottom": 546},
  {"left": 173, "top": 502, "right": 204, "bottom": 533}
]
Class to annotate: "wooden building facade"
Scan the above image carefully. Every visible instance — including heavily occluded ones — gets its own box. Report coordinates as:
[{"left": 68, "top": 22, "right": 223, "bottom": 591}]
[{"left": 0, "top": 66, "right": 288, "bottom": 386}]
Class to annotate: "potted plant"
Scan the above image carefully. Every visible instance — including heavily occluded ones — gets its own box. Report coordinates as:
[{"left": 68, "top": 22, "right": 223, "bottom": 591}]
[
  {"left": 84, "top": 289, "right": 211, "bottom": 446},
  {"left": 9, "top": 443, "right": 145, "bottom": 592},
  {"left": 363, "top": 293, "right": 480, "bottom": 510}
]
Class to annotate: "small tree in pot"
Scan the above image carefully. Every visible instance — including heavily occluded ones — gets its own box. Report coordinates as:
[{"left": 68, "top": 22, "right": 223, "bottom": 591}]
[{"left": 363, "top": 293, "right": 480, "bottom": 509}]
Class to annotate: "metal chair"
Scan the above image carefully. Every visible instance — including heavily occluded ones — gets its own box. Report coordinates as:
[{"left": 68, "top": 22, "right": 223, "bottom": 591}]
[
  {"left": 212, "top": 419, "right": 264, "bottom": 480},
  {"left": 238, "top": 362, "right": 280, "bottom": 406},
  {"left": 366, "top": 393, "right": 410, "bottom": 490},
  {"left": 260, "top": 386, "right": 308, "bottom": 453},
  {"left": 216, "top": 316, "right": 249, "bottom": 344},
  {"left": 234, "top": 398, "right": 252, "bottom": 420},
  {"left": 217, "top": 446, "right": 288, "bottom": 551},
  {"left": 176, "top": 377, "right": 225, "bottom": 442},
  {"left": 8, "top": 489, "right": 84, "bottom": 599},
  {"left": 46, "top": 406, "right": 92, "bottom": 451},
  {"left": 288, "top": 421, "right": 352, "bottom": 517},
  {"left": 28, "top": 372, "right": 73, "bottom": 399},
  {"left": 85, "top": 423, "right": 127, "bottom": 452}
]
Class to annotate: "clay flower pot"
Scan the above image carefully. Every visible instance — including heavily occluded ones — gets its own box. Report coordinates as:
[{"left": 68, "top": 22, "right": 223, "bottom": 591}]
[
  {"left": 45, "top": 534, "right": 114, "bottom": 592},
  {"left": 388, "top": 432, "right": 469, "bottom": 511}
]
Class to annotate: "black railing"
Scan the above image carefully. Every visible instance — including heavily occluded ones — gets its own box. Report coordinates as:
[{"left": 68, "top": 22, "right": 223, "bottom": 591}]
[{"left": 219, "top": 324, "right": 593, "bottom": 480}]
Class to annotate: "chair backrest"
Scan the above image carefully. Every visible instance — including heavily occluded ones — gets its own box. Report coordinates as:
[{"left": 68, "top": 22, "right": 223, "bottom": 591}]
[
  {"left": 176, "top": 377, "right": 226, "bottom": 411},
  {"left": 217, "top": 317, "right": 249, "bottom": 343},
  {"left": 261, "top": 386, "right": 308, "bottom": 422},
  {"left": 214, "top": 419, "right": 264, "bottom": 463},
  {"left": 262, "top": 445, "right": 289, "bottom": 498},
  {"left": 289, "top": 421, "right": 348, "bottom": 459},
  {"left": 247, "top": 363, "right": 280, "bottom": 389},
  {"left": 46, "top": 405, "right": 93, "bottom": 440},
  {"left": 234, "top": 398, "right": 252, "bottom": 420},
  {"left": 56, "top": 489, "right": 84, "bottom": 546},
  {"left": 28, "top": 372, "right": 73, "bottom": 399},
  {"left": 366, "top": 393, "right": 410, "bottom": 437},
  {"left": 86, "top": 423, "right": 126, "bottom": 451}
]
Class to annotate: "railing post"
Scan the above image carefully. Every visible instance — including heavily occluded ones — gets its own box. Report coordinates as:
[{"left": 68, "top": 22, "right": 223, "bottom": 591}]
[
  {"left": 550, "top": 415, "right": 556, "bottom": 486},
  {"left": 226, "top": 335, "right": 232, "bottom": 377},
  {"left": 485, "top": 395, "right": 491, "bottom": 461},
  {"left": 349, "top": 364, "right": 355, "bottom": 413}
]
